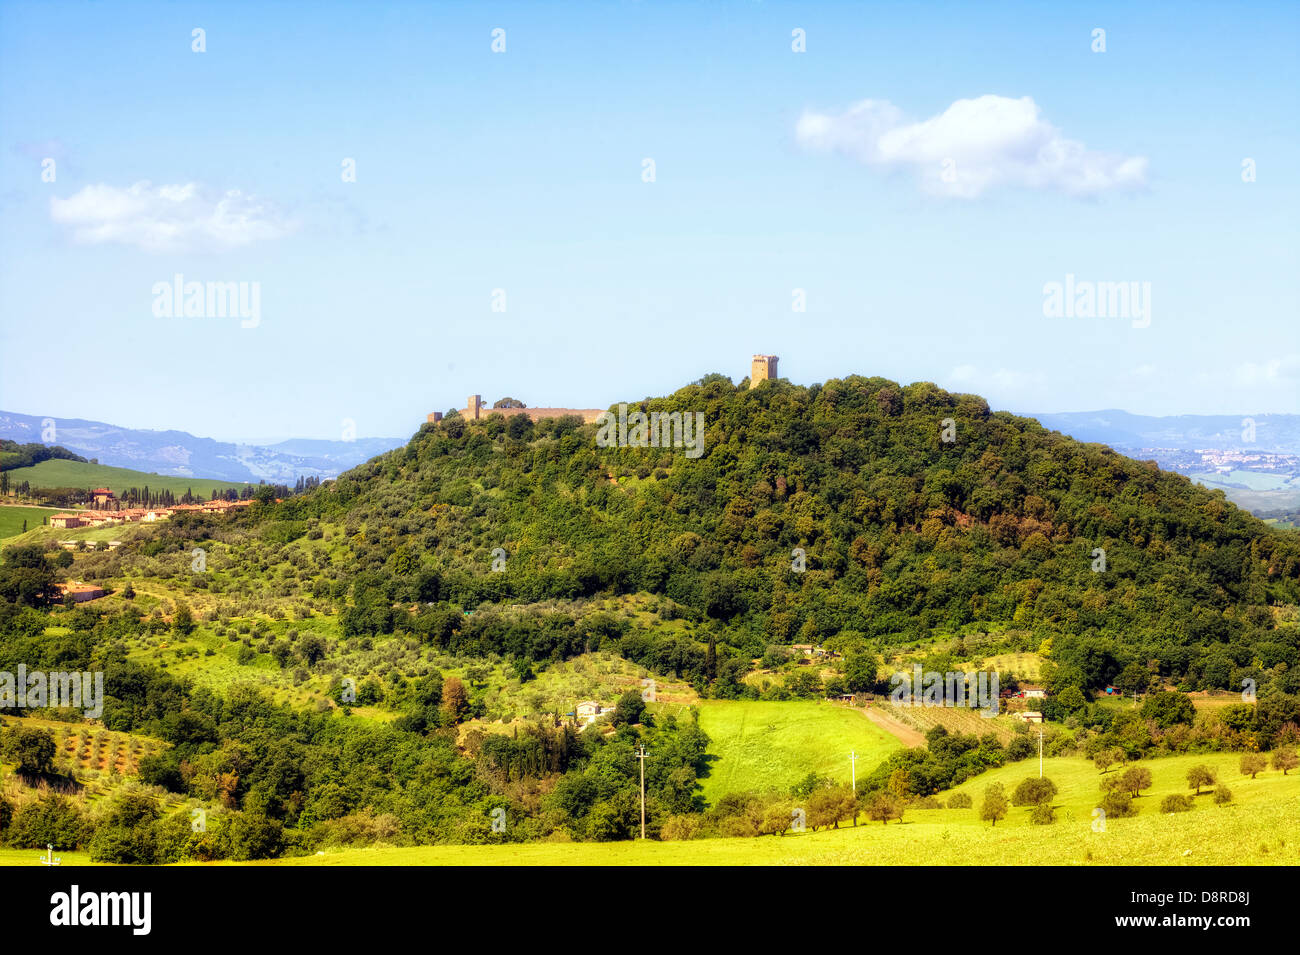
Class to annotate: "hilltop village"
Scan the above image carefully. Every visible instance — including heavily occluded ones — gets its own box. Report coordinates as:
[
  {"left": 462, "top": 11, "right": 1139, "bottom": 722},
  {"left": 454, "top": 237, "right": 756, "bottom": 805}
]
[{"left": 426, "top": 355, "right": 780, "bottom": 425}]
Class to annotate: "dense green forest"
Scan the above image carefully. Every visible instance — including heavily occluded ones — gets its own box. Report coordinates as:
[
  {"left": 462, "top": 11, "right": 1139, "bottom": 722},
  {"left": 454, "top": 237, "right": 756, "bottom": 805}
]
[{"left": 280, "top": 373, "right": 1300, "bottom": 695}]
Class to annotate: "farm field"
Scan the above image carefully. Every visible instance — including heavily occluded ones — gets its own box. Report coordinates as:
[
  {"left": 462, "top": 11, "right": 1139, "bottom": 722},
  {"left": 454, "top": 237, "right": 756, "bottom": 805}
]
[
  {"left": 980, "top": 652, "right": 1043, "bottom": 681},
  {"left": 0, "top": 504, "right": 61, "bottom": 542},
  {"left": 1189, "top": 469, "right": 1297, "bottom": 492},
  {"left": 242, "top": 752, "right": 1300, "bottom": 866},
  {"left": 0, "top": 714, "right": 169, "bottom": 796},
  {"left": 878, "top": 701, "right": 1020, "bottom": 743},
  {"left": 688, "top": 700, "right": 900, "bottom": 804},
  {"left": 4, "top": 459, "right": 248, "bottom": 498}
]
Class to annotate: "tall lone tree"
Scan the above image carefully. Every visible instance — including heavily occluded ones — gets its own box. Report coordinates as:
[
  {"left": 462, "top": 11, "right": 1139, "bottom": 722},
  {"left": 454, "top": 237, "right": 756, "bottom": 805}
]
[
  {"left": 1240, "top": 753, "right": 1267, "bottom": 779},
  {"left": 442, "top": 677, "right": 469, "bottom": 723},
  {"left": 981, "top": 783, "right": 1009, "bottom": 827},
  {"left": 1186, "top": 764, "right": 1216, "bottom": 795}
]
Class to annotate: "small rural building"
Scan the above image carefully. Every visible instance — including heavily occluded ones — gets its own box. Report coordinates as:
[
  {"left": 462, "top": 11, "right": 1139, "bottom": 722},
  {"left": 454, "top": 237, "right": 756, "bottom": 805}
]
[
  {"left": 788, "top": 644, "right": 840, "bottom": 661},
  {"left": 58, "top": 582, "right": 106, "bottom": 603},
  {"left": 1021, "top": 685, "right": 1046, "bottom": 699},
  {"left": 49, "top": 514, "right": 85, "bottom": 529},
  {"left": 91, "top": 488, "right": 116, "bottom": 508},
  {"left": 1016, "top": 711, "right": 1044, "bottom": 723},
  {"left": 576, "top": 701, "right": 614, "bottom": 727}
]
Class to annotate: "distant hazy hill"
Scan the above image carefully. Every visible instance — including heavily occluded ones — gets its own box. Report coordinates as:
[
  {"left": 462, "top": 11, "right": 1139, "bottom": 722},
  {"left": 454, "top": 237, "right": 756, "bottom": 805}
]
[
  {"left": 1026, "top": 410, "right": 1300, "bottom": 453},
  {"left": 0, "top": 411, "right": 404, "bottom": 484}
]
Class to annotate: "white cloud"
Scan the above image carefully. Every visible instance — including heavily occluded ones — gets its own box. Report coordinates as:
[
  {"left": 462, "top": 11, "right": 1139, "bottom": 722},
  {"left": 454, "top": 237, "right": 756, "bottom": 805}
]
[
  {"left": 1232, "top": 355, "right": 1300, "bottom": 387},
  {"left": 797, "top": 95, "right": 1148, "bottom": 198},
  {"left": 50, "top": 181, "right": 294, "bottom": 252}
]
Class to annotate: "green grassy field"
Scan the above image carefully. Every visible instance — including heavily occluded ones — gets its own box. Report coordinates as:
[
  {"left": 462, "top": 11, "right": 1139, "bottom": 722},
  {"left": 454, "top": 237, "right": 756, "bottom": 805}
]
[
  {"left": 689, "top": 700, "right": 901, "bottom": 804},
  {"left": 240, "top": 752, "right": 1298, "bottom": 866},
  {"left": 5, "top": 459, "right": 248, "bottom": 497},
  {"left": 2, "top": 745, "right": 1295, "bottom": 867},
  {"left": 0, "top": 848, "right": 96, "bottom": 866},
  {"left": 0, "top": 504, "right": 62, "bottom": 541}
]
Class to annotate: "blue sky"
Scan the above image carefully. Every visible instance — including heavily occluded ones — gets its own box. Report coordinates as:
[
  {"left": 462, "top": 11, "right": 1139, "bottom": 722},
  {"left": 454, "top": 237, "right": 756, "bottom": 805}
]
[{"left": 2, "top": 0, "right": 1297, "bottom": 442}]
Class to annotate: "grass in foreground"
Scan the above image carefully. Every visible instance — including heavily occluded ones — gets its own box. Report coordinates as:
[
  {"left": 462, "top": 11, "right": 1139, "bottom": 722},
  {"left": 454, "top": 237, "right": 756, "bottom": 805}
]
[
  {"left": 252, "top": 752, "right": 1300, "bottom": 867},
  {"left": 2, "top": 754, "right": 1294, "bottom": 867}
]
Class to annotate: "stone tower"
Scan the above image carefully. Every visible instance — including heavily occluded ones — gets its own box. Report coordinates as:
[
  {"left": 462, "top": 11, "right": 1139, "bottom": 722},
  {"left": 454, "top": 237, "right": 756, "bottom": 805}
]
[
  {"left": 467, "top": 395, "right": 484, "bottom": 420},
  {"left": 750, "top": 355, "right": 778, "bottom": 388}
]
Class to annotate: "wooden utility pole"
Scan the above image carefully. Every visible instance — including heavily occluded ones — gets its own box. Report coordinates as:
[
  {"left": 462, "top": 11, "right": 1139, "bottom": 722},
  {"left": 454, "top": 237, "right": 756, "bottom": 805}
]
[
  {"left": 1039, "top": 726, "right": 1044, "bottom": 778},
  {"left": 636, "top": 745, "right": 648, "bottom": 839},
  {"left": 849, "top": 750, "right": 858, "bottom": 793}
]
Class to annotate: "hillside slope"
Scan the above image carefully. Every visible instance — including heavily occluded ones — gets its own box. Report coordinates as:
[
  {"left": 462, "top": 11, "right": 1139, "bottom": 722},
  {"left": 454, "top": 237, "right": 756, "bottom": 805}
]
[{"left": 265, "top": 372, "right": 1299, "bottom": 697}]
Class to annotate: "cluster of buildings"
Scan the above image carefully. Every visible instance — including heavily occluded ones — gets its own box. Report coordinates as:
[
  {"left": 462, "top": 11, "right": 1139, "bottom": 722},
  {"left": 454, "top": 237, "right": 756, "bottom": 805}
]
[
  {"left": 1195, "top": 448, "right": 1298, "bottom": 472},
  {"left": 427, "top": 354, "right": 782, "bottom": 425},
  {"left": 1005, "top": 684, "right": 1047, "bottom": 723},
  {"left": 428, "top": 396, "right": 606, "bottom": 426},
  {"left": 48, "top": 489, "right": 252, "bottom": 529}
]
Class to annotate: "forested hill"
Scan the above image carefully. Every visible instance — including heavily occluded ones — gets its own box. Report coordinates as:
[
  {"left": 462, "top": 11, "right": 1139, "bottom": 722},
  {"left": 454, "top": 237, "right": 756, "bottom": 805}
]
[{"left": 272, "top": 373, "right": 1300, "bottom": 694}]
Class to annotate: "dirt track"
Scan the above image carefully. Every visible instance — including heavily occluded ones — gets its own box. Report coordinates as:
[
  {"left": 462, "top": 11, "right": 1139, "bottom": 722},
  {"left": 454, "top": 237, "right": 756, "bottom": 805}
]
[{"left": 858, "top": 705, "right": 927, "bottom": 748}]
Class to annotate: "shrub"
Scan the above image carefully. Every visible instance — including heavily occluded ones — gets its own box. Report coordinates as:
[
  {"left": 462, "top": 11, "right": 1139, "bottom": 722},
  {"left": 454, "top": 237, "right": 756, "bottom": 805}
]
[
  {"left": 228, "top": 810, "right": 284, "bottom": 860},
  {"left": 1213, "top": 784, "right": 1233, "bottom": 805},
  {"left": 1161, "top": 794, "right": 1194, "bottom": 813},
  {"left": 1030, "top": 802, "right": 1056, "bottom": 825},
  {"left": 659, "top": 815, "right": 701, "bottom": 841},
  {"left": 1117, "top": 765, "right": 1153, "bottom": 797},
  {"left": 1006, "top": 735, "right": 1035, "bottom": 761},
  {"left": 1100, "top": 791, "right": 1137, "bottom": 818},
  {"left": 1012, "top": 776, "right": 1058, "bottom": 806},
  {"left": 5, "top": 793, "right": 90, "bottom": 849},
  {"left": 90, "top": 823, "right": 156, "bottom": 864},
  {"left": 947, "top": 792, "right": 972, "bottom": 809},
  {"left": 0, "top": 726, "right": 57, "bottom": 776}
]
